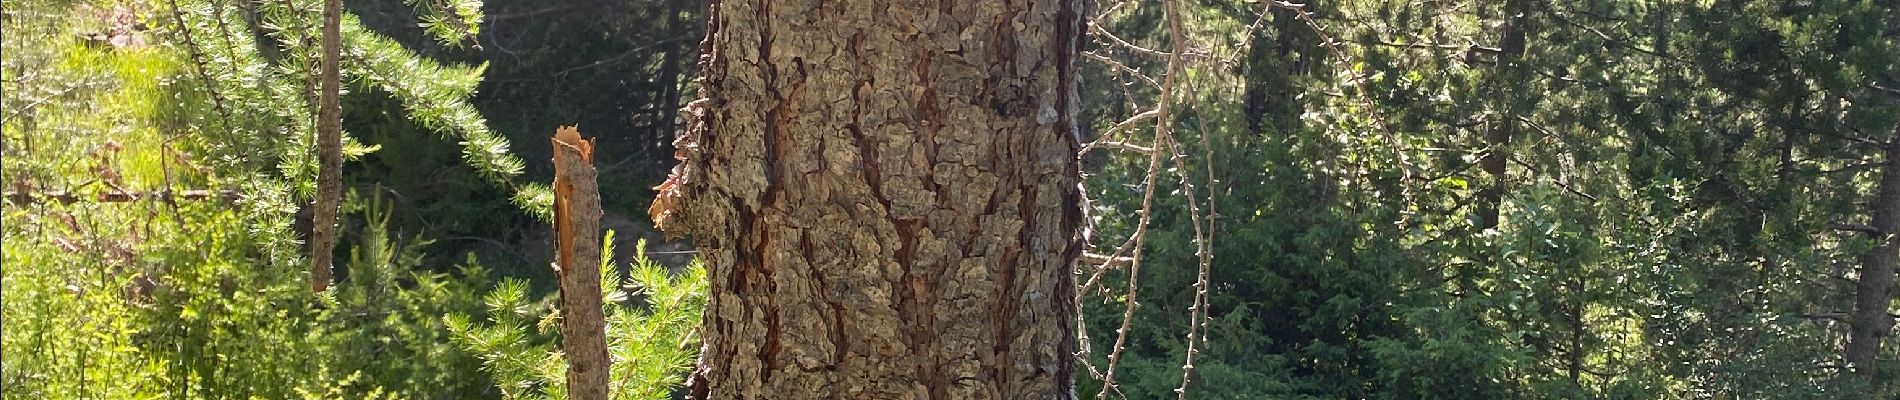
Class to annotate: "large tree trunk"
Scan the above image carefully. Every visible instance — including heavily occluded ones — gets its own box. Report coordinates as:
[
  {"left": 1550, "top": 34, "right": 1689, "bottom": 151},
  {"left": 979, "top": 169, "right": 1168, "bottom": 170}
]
[
  {"left": 654, "top": 0, "right": 1084, "bottom": 398},
  {"left": 1845, "top": 126, "right": 1900, "bottom": 386}
]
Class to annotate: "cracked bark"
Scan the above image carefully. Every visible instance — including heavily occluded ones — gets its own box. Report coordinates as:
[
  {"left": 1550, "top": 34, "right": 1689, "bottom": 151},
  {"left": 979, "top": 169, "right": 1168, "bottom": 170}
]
[{"left": 658, "top": 0, "right": 1083, "bottom": 398}]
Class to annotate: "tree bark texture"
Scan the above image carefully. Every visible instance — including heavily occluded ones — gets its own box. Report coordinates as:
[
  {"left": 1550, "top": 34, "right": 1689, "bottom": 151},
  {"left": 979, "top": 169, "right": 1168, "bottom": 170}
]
[
  {"left": 309, "top": 0, "right": 343, "bottom": 293},
  {"left": 553, "top": 126, "right": 610, "bottom": 400},
  {"left": 1846, "top": 126, "right": 1900, "bottom": 385},
  {"left": 656, "top": 0, "right": 1084, "bottom": 398}
]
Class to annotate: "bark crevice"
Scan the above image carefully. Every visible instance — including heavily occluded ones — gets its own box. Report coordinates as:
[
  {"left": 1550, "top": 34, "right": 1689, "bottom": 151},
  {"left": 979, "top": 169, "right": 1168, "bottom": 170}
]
[{"left": 667, "top": 0, "right": 1081, "bottom": 398}]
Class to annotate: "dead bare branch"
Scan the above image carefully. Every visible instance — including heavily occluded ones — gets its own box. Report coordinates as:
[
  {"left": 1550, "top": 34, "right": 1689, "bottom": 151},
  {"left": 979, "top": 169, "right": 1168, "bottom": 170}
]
[{"left": 3, "top": 189, "right": 241, "bottom": 205}]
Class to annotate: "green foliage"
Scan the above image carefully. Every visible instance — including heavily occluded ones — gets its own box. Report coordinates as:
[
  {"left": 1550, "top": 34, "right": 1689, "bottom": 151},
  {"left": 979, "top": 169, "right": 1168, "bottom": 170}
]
[
  {"left": 1079, "top": 0, "right": 1899, "bottom": 398},
  {"left": 449, "top": 235, "right": 706, "bottom": 400},
  {"left": 217, "top": 0, "right": 539, "bottom": 211},
  {"left": 401, "top": 0, "right": 482, "bottom": 48},
  {"left": 8, "top": 0, "right": 1898, "bottom": 399},
  {"left": 1, "top": 0, "right": 537, "bottom": 398},
  {"left": 308, "top": 192, "right": 498, "bottom": 398},
  {"left": 334, "top": 0, "right": 702, "bottom": 274}
]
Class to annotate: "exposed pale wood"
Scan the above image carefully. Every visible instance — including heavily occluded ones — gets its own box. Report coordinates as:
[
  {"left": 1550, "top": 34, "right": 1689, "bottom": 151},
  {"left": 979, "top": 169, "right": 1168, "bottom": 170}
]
[{"left": 552, "top": 125, "right": 609, "bottom": 400}]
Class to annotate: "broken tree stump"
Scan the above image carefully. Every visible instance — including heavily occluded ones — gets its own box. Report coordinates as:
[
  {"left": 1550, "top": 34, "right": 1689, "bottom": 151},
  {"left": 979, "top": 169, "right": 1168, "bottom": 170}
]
[{"left": 551, "top": 125, "right": 609, "bottom": 400}]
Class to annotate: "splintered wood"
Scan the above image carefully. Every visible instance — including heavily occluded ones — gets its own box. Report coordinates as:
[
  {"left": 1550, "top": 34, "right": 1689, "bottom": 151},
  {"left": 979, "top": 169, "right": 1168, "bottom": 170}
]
[
  {"left": 550, "top": 125, "right": 609, "bottom": 400},
  {"left": 553, "top": 125, "right": 596, "bottom": 277}
]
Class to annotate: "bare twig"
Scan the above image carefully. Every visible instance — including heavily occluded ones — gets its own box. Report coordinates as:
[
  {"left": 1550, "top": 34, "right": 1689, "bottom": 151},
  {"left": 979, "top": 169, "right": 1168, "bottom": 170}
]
[
  {"left": 1082, "top": 51, "right": 1163, "bottom": 90},
  {"left": 1081, "top": 252, "right": 1136, "bottom": 267},
  {"left": 1829, "top": 222, "right": 1882, "bottom": 235},
  {"left": 1083, "top": 106, "right": 1164, "bottom": 162},
  {"left": 3, "top": 189, "right": 240, "bottom": 205},
  {"left": 1080, "top": 233, "right": 1142, "bottom": 296},
  {"left": 1096, "top": 0, "right": 1189, "bottom": 395},
  {"left": 1172, "top": 60, "right": 1218, "bottom": 400},
  {"left": 1873, "top": 83, "right": 1900, "bottom": 99},
  {"left": 1090, "top": 21, "right": 1170, "bottom": 58},
  {"left": 1089, "top": 141, "right": 1155, "bottom": 155}
]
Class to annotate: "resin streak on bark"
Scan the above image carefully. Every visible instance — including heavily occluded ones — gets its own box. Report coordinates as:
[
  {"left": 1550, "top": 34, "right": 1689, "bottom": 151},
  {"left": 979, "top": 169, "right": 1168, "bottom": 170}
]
[{"left": 553, "top": 126, "right": 609, "bottom": 400}]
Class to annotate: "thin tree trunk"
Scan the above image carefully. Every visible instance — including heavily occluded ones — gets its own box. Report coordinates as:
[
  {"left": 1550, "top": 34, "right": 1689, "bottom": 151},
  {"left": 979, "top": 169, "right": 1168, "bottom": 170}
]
[
  {"left": 657, "top": 0, "right": 1084, "bottom": 398},
  {"left": 1568, "top": 275, "right": 1585, "bottom": 386},
  {"left": 1244, "top": 1, "right": 1321, "bottom": 134},
  {"left": 309, "top": 0, "right": 343, "bottom": 293},
  {"left": 552, "top": 126, "right": 609, "bottom": 400},
  {"left": 1477, "top": 0, "right": 1529, "bottom": 231},
  {"left": 1845, "top": 126, "right": 1900, "bottom": 387}
]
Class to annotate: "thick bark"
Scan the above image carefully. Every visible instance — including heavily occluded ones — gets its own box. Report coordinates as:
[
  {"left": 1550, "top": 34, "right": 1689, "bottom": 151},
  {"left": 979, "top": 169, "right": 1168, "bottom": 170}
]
[
  {"left": 1845, "top": 127, "right": 1900, "bottom": 385},
  {"left": 658, "top": 0, "right": 1084, "bottom": 398},
  {"left": 309, "top": 0, "right": 343, "bottom": 293},
  {"left": 553, "top": 126, "right": 609, "bottom": 400}
]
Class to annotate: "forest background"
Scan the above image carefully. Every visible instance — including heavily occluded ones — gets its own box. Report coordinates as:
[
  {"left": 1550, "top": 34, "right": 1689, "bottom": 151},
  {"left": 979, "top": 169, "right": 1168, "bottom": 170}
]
[{"left": 2, "top": 0, "right": 1897, "bottom": 399}]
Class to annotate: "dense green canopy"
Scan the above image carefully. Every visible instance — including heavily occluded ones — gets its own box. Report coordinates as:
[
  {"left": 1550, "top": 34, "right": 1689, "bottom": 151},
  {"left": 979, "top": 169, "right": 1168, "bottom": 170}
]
[{"left": 2, "top": 0, "right": 1895, "bottom": 398}]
